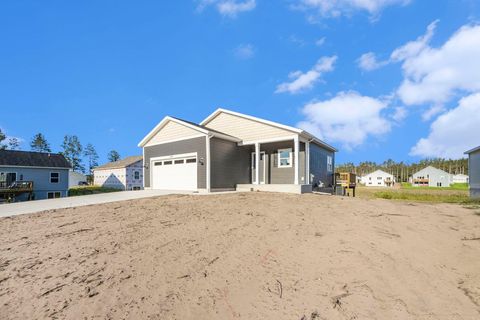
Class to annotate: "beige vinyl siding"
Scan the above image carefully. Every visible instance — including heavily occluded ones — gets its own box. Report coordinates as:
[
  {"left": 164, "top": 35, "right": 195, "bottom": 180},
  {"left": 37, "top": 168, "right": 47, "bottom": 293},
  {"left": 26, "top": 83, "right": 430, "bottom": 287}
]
[
  {"left": 145, "top": 121, "right": 204, "bottom": 147},
  {"left": 204, "top": 112, "right": 296, "bottom": 141}
]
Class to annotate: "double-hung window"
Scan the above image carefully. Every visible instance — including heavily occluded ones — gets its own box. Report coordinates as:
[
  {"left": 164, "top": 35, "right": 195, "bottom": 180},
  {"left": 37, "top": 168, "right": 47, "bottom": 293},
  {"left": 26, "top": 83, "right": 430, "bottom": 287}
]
[
  {"left": 278, "top": 148, "right": 292, "bottom": 168},
  {"left": 327, "top": 156, "right": 333, "bottom": 172},
  {"left": 50, "top": 172, "right": 59, "bottom": 183},
  {"left": 134, "top": 171, "right": 140, "bottom": 180}
]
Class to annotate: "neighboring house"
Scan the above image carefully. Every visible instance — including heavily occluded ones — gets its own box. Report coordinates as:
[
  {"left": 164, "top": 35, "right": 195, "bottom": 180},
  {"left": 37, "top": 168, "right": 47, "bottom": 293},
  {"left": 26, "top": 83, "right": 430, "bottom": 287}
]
[
  {"left": 360, "top": 170, "right": 395, "bottom": 187},
  {"left": 138, "top": 108, "right": 337, "bottom": 194},
  {"left": 0, "top": 150, "right": 71, "bottom": 200},
  {"left": 69, "top": 170, "right": 87, "bottom": 188},
  {"left": 93, "top": 156, "right": 143, "bottom": 190},
  {"left": 465, "top": 146, "right": 480, "bottom": 198},
  {"left": 452, "top": 174, "right": 469, "bottom": 184},
  {"left": 411, "top": 166, "right": 452, "bottom": 187}
]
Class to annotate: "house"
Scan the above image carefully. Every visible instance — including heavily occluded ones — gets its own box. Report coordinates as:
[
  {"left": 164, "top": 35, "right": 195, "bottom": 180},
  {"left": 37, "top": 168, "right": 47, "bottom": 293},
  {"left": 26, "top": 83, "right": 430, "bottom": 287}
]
[
  {"left": 465, "top": 146, "right": 480, "bottom": 198},
  {"left": 452, "top": 174, "right": 469, "bottom": 184},
  {"left": 0, "top": 150, "right": 71, "bottom": 200},
  {"left": 69, "top": 170, "right": 87, "bottom": 188},
  {"left": 411, "top": 166, "right": 452, "bottom": 187},
  {"left": 138, "top": 108, "right": 337, "bottom": 194},
  {"left": 360, "top": 170, "right": 395, "bottom": 187},
  {"left": 93, "top": 156, "right": 143, "bottom": 190}
]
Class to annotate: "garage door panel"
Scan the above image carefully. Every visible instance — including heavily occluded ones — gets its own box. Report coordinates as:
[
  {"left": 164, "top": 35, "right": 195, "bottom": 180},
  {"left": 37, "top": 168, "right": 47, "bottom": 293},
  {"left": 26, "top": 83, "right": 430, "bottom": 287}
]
[{"left": 151, "top": 155, "right": 197, "bottom": 191}]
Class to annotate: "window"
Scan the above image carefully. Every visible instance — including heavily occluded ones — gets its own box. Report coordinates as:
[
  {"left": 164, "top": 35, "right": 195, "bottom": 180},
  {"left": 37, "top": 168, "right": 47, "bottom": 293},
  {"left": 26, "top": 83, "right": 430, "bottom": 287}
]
[
  {"left": 154, "top": 162, "right": 162, "bottom": 166},
  {"left": 134, "top": 171, "right": 140, "bottom": 180},
  {"left": 278, "top": 148, "right": 292, "bottom": 168},
  {"left": 327, "top": 156, "right": 333, "bottom": 172},
  {"left": 369, "top": 177, "right": 372, "bottom": 180},
  {"left": 174, "top": 159, "right": 184, "bottom": 164},
  {"left": 186, "top": 158, "right": 196, "bottom": 163},
  {"left": 164, "top": 161, "right": 173, "bottom": 165},
  {"left": 47, "top": 192, "right": 61, "bottom": 199},
  {"left": 19, "top": 174, "right": 23, "bottom": 181},
  {"left": 377, "top": 177, "right": 382, "bottom": 180},
  {"left": 50, "top": 172, "right": 59, "bottom": 183}
]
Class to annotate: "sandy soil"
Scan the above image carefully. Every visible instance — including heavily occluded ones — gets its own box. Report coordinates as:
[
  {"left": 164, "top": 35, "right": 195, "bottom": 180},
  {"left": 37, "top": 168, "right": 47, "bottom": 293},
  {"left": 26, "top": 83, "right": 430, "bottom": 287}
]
[{"left": 1, "top": 193, "right": 480, "bottom": 320}]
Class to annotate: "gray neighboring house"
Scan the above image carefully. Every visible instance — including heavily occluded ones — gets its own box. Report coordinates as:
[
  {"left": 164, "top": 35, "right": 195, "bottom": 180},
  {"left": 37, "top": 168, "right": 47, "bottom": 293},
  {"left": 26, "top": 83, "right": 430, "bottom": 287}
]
[
  {"left": 138, "top": 108, "right": 337, "bottom": 194},
  {"left": 411, "top": 166, "right": 452, "bottom": 187},
  {"left": 465, "top": 146, "right": 480, "bottom": 198},
  {"left": 0, "top": 150, "right": 71, "bottom": 200},
  {"left": 93, "top": 156, "right": 143, "bottom": 190}
]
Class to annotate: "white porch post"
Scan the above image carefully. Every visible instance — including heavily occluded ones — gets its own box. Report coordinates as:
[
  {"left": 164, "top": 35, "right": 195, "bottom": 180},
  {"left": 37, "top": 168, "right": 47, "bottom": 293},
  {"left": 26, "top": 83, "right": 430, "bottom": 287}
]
[
  {"left": 306, "top": 141, "right": 310, "bottom": 184},
  {"left": 294, "top": 136, "right": 299, "bottom": 185},
  {"left": 255, "top": 142, "right": 260, "bottom": 185}
]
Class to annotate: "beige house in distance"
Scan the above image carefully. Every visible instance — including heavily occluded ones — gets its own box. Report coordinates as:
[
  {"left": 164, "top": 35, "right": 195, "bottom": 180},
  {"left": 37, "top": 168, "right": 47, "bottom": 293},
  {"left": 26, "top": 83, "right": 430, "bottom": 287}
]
[{"left": 93, "top": 156, "right": 143, "bottom": 190}]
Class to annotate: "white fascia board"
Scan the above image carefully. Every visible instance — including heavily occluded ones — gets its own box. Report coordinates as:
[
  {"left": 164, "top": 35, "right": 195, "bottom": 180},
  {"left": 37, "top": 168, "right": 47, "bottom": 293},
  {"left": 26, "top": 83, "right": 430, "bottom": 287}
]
[
  {"left": 201, "top": 108, "right": 303, "bottom": 134},
  {"left": 239, "top": 135, "right": 298, "bottom": 146},
  {"left": 465, "top": 145, "right": 480, "bottom": 154},
  {"left": 138, "top": 116, "right": 210, "bottom": 147}
]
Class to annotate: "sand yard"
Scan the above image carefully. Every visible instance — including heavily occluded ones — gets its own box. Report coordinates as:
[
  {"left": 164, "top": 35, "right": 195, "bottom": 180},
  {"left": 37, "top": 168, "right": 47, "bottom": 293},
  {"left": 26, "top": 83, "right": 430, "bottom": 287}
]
[{"left": 1, "top": 192, "right": 480, "bottom": 319}]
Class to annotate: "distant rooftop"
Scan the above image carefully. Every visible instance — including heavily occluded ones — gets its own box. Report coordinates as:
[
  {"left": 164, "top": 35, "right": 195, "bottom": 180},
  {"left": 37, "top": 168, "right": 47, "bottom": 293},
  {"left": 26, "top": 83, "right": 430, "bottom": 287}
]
[
  {"left": 94, "top": 156, "right": 143, "bottom": 170},
  {"left": 0, "top": 150, "right": 71, "bottom": 168}
]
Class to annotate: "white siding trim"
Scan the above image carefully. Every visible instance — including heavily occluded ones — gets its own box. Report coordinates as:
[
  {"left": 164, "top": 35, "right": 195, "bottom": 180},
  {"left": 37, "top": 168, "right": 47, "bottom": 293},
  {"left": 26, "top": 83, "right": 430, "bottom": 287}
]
[
  {"left": 294, "top": 136, "right": 299, "bottom": 185},
  {"left": 306, "top": 141, "right": 310, "bottom": 184},
  {"left": 206, "top": 135, "right": 211, "bottom": 192},
  {"left": 239, "top": 135, "right": 298, "bottom": 146},
  {"left": 143, "top": 134, "right": 206, "bottom": 148}
]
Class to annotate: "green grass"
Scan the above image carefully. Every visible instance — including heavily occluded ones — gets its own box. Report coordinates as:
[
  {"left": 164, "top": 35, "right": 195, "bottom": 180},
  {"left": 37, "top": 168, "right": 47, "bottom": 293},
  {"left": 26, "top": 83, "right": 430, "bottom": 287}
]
[
  {"left": 373, "top": 191, "right": 478, "bottom": 204},
  {"left": 400, "top": 182, "right": 468, "bottom": 190},
  {"left": 68, "top": 186, "right": 122, "bottom": 197}
]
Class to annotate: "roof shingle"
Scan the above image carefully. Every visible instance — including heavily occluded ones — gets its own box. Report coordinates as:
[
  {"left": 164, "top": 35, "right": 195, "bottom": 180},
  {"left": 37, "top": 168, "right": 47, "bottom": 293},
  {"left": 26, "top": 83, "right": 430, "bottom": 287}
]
[{"left": 0, "top": 150, "right": 72, "bottom": 168}]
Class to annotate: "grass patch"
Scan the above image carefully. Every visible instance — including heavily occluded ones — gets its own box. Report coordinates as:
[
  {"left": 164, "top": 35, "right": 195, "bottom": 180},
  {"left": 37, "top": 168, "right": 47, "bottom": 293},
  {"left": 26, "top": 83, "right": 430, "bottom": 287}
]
[
  {"left": 400, "top": 183, "right": 468, "bottom": 190},
  {"left": 373, "top": 190, "right": 480, "bottom": 204},
  {"left": 69, "top": 186, "right": 122, "bottom": 197}
]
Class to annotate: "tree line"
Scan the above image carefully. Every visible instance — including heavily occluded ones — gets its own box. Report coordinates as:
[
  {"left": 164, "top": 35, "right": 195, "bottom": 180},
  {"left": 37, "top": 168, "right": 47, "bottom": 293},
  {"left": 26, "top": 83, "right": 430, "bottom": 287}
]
[
  {"left": 336, "top": 158, "right": 469, "bottom": 183},
  {"left": 0, "top": 129, "right": 121, "bottom": 174}
]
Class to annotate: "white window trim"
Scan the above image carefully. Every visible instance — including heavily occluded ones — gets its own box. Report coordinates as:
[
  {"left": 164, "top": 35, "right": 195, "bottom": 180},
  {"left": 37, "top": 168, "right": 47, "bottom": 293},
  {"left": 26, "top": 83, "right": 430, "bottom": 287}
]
[
  {"left": 278, "top": 148, "right": 293, "bottom": 168},
  {"left": 327, "top": 155, "right": 333, "bottom": 172},
  {"left": 50, "top": 171, "right": 60, "bottom": 184},
  {"left": 47, "top": 191, "right": 62, "bottom": 199}
]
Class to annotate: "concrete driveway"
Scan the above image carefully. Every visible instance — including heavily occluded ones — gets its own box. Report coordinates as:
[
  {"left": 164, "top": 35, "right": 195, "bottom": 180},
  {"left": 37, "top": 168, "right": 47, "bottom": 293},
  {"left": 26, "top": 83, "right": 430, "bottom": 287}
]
[{"left": 0, "top": 190, "right": 192, "bottom": 218}]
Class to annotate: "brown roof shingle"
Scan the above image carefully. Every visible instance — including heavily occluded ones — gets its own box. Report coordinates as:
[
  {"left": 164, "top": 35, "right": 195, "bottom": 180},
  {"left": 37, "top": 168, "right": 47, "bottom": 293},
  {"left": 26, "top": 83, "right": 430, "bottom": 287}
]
[{"left": 94, "top": 156, "right": 143, "bottom": 171}]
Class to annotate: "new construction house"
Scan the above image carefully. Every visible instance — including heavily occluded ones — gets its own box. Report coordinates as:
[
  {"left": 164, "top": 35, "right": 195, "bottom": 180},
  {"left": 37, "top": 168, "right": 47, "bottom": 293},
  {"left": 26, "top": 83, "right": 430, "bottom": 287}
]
[
  {"left": 411, "top": 166, "right": 452, "bottom": 187},
  {"left": 93, "top": 156, "right": 144, "bottom": 190},
  {"left": 360, "top": 170, "right": 395, "bottom": 187},
  {"left": 138, "top": 109, "right": 337, "bottom": 194},
  {"left": 465, "top": 146, "right": 480, "bottom": 198}
]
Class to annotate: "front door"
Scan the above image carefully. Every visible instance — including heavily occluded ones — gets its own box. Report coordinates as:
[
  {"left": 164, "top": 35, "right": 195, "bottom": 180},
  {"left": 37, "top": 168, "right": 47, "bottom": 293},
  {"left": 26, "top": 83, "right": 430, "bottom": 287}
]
[{"left": 251, "top": 152, "right": 266, "bottom": 184}]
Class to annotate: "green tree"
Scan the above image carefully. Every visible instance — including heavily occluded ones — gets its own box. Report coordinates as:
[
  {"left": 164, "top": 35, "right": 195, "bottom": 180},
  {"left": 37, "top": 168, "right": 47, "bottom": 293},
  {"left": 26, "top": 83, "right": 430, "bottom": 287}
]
[
  {"left": 0, "top": 129, "right": 6, "bottom": 150},
  {"left": 61, "top": 135, "right": 84, "bottom": 172},
  {"left": 108, "top": 150, "right": 121, "bottom": 162},
  {"left": 8, "top": 137, "right": 21, "bottom": 150},
  {"left": 30, "top": 133, "right": 51, "bottom": 152},
  {"left": 84, "top": 143, "right": 99, "bottom": 174}
]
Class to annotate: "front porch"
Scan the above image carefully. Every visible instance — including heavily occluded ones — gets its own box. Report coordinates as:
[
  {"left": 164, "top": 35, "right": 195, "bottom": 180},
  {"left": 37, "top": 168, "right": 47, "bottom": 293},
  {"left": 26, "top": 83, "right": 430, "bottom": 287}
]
[{"left": 237, "top": 136, "right": 313, "bottom": 193}]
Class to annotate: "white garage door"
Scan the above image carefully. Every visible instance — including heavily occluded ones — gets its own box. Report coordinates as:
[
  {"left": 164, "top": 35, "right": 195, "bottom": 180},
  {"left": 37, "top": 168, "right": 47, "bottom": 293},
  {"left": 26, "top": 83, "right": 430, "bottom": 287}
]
[{"left": 151, "top": 154, "right": 197, "bottom": 191}]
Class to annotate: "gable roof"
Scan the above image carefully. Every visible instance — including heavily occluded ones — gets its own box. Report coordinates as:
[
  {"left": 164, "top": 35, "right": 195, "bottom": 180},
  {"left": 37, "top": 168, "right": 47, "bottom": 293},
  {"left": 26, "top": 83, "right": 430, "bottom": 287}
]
[
  {"left": 414, "top": 166, "right": 450, "bottom": 176},
  {"left": 465, "top": 145, "right": 480, "bottom": 154},
  {"left": 138, "top": 116, "right": 241, "bottom": 147},
  {"left": 0, "top": 150, "right": 71, "bottom": 168},
  {"left": 362, "top": 169, "right": 393, "bottom": 177},
  {"left": 201, "top": 108, "right": 337, "bottom": 152},
  {"left": 94, "top": 156, "right": 143, "bottom": 171}
]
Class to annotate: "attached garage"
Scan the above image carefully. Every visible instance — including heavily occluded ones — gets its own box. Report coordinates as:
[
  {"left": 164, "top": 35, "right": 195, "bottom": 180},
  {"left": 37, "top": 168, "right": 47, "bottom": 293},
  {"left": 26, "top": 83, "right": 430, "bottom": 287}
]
[{"left": 151, "top": 153, "right": 198, "bottom": 191}]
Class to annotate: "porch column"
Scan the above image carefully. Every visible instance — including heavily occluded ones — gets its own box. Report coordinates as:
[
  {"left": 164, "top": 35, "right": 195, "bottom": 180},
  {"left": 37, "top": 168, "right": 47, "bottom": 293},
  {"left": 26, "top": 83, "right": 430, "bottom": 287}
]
[
  {"left": 294, "top": 136, "right": 299, "bottom": 185},
  {"left": 255, "top": 142, "right": 260, "bottom": 185},
  {"left": 306, "top": 141, "right": 310, "bottom": 184}
]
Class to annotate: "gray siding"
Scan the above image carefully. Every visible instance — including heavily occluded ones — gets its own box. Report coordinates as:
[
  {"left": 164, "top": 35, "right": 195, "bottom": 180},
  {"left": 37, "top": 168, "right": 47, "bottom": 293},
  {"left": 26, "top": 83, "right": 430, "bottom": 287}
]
[
  {"left": 0, "top": 166, "right": 69, "bottom": 200},
  {"left": 261, "top": 141, "right": 305, "bottom": 184},
  {"left": 210, "top": 137, "right": 250, "bottom": 189},
  {"left": 469, "top": 151, "right": 480, "bottom": 198},
  {"left": 309, "top": 143, "right": 335, "bottom": 188},
  {"left": 143, "top": 136, "right": 207, "bottom": 189}
]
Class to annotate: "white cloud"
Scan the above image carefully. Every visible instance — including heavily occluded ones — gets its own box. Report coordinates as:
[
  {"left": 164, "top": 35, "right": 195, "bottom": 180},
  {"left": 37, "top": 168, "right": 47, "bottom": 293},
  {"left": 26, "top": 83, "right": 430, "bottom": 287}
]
[
  {"left": 357, "top": 52, "right": 388, "bottom": 71},
  {"left": 234, "top": 43, "right": 255, "bottom": 59},
  {"left": 296, "top": 0, "right": 411, "bottom": 18},
  {"left": 315, "top": 37, "right": 326, "bottom": 46},
  {"left": 391, "top": 106, "right": 407, "bottom": 122},
  {"left": 297, "top": 91, "right": 391, "bottom": 149},
  {"left": 395, "top": 22, "right": 480, "bottom": 106},
  {"left": 197, "top": 0, "right": 256, "bottom": 17},
  {"left": 390, "top": 20, "right": 438, "bottom": 62},
  {"left": 410, "top": 93, "right": 480, "bottom": 158},
  {"left": 275, "top": 56, "right": 337, "bottom": 94}
]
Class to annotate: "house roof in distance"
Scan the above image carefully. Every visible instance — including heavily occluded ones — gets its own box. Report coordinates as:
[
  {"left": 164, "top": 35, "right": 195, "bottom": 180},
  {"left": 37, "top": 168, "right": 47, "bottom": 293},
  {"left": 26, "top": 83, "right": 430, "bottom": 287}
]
[
  {"left": 94, "top": 156, "right": 143, "bottom": 171},
  {"left": 0, "top": 150, "right": 72, "bottom": 168}
]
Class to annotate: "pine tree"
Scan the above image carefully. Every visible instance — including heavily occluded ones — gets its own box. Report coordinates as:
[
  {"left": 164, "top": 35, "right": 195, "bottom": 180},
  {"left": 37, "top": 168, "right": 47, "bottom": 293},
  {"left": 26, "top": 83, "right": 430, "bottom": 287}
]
[
  {"left": 61, "top": 135, "right": 84, "bottom": 172},
  {"left": 108, "top": 150, "right": 121, "bottom": 162},
  {"left": 30, "top": 133, "right": 51, "bottom": 152},
  {"left": 8, "top": 137, "right": 21, "bottom": 150},
  {"left": 84, "top": 143, "right": 99, "bottom": 174},
  {"left": 0, "top": 129, "right": 6, "bottom": 150}
]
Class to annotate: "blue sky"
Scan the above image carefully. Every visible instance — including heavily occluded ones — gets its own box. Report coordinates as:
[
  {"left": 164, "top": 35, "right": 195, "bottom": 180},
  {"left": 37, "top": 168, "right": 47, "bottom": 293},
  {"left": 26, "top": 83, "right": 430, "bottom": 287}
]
[{"left": 1, "top": 0, "right": 480, "bottom": 166}]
